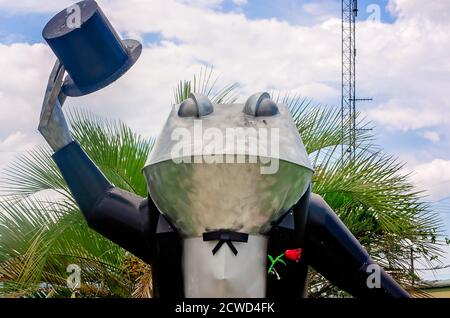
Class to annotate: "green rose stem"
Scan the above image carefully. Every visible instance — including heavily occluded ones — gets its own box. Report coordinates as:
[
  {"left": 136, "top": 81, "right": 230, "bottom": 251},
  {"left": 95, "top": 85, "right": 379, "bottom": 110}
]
[{"left": 267, "top": 253, "right": 286, "bottom": 280}]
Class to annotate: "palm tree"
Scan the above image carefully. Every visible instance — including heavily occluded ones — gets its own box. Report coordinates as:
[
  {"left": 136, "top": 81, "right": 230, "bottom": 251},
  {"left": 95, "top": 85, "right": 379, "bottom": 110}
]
[
  {"left": 0, "top": 111, "right": 153, "bottom": 298},
  {"left": 280, "top": 95, "right": 443, "bottom": 297},
  {"left": 0, "top": 69, "right": 444, "bottom": 297}
]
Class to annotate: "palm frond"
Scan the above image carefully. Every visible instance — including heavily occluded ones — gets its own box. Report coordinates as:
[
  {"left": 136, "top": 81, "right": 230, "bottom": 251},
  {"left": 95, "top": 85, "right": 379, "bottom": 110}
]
[
  {"left": 174, "top": 66, "right": 240, "bottom": 104},
  {"left": 275, "top": 94, "right": 374, "bottom": 156},
  {"left": 0, "top": 195, "right": 132, "bottom": 297},
  {"left": 1, "top": 147, "right": 69, "bottom": 198},
  {"left": 131, "top": 265, "right": 153, "bottom": 298},
  {"left": 0, "top": 110, "right": 154, "bottom": 297},
  {"left": 278, "top": 93, "right": 444, "bottom": 296},
  {"left": 68, "top": 109, "right": 154, "bottom": 197}
]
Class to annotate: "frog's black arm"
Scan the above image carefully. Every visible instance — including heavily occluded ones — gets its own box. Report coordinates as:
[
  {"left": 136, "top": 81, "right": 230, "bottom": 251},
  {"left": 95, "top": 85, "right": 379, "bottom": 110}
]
[
  {"left": 52, "top": 141, "right": 155, "bottom": 264},
  {"left": 303, "top": 193, "right": 410, "bottom": 298}
]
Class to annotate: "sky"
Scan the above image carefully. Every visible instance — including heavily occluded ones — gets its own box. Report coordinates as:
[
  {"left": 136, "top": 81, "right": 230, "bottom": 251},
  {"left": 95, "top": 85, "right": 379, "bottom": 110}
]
[{"left": 0, "top": 0, "right": 449, "bottom": 280}]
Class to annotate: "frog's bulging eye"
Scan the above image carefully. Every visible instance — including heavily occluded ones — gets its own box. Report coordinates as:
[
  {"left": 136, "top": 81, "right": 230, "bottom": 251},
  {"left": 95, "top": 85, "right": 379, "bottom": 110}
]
[
  {"left": 244, "top": 92, "right": 279, "bottom": 117},
  {"left": 178, "top": 93, "right": 214, "bottom": 118}
]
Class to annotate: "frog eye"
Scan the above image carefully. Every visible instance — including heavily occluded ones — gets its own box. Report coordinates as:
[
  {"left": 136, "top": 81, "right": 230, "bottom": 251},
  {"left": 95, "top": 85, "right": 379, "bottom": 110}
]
[
  {"left": 178, "top": 93, "right": 214, "bottom": 117},
  {"left": 244, "top": 92, "right": 279, "bottom": 117}
]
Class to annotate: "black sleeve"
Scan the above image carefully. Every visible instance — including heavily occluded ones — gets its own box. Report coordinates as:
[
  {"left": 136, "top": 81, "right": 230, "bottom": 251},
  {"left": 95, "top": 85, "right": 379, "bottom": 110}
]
[
  {"left": 304, "top": 193, "right": 410, "bottom": 298},
  {"left": 52, "top": 141, "right": 154, "bottom": 264}
]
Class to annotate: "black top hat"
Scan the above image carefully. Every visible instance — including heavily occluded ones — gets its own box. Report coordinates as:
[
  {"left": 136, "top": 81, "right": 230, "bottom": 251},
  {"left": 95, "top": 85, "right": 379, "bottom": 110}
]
[{"left": 42, "top": 0, "right": 142, "bottom": 97}]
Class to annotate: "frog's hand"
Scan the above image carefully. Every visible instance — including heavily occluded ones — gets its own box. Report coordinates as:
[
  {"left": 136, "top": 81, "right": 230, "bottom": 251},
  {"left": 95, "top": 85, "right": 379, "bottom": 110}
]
[
  {"left": 304, "top": 193, "right": 410, "bottom": 298},
  {"left": 38, "top": 59, "right": 72, "bottom": 152}
]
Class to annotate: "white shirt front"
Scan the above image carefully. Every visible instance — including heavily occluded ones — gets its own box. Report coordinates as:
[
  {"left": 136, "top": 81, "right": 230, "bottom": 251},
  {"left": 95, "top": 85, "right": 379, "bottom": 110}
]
[{"left": 182, "top": 235, "right": 268, "bottom": 298}]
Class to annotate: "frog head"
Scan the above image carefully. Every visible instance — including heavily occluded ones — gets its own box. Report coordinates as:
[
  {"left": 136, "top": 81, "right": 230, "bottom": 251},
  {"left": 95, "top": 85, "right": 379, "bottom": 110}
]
[{"left": 143, "top": 92, "right": 313, "bottom": 237}]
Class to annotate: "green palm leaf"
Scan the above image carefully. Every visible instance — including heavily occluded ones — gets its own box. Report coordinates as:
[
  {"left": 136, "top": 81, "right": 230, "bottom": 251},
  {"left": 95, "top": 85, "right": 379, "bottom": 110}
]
[
  {"left": 282, "top": 94, "right": 444, "bottom": 296},
  {"left": 174, "top": 66, "right": 239, "bottom": 105},
  {"left": 0, "top": 108, "right": 154, "bottom": 297}
]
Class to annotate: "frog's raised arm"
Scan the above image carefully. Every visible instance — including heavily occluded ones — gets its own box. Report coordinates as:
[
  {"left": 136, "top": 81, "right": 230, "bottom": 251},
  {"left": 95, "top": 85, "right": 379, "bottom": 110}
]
[
  {"left": 304, "top": 193, "right": 410, "bottom": 298},
  {"left": 38, "top": 60, "right": 154, "bottom": 264},
  {"left": 52, "top": 142, "right": 155, "bottom": 263}
]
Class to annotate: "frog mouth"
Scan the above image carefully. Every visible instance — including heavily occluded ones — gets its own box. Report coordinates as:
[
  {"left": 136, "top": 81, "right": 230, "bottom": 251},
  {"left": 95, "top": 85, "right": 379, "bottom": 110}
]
[{"left": 143, "top": 155, "right": 313, "bottom": 237}]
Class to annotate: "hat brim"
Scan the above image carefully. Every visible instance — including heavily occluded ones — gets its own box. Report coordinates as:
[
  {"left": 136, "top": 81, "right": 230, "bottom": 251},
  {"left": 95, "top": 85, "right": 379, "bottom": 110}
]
[{"left": 62, "top": 39, "right": 142, "bottom": 97}]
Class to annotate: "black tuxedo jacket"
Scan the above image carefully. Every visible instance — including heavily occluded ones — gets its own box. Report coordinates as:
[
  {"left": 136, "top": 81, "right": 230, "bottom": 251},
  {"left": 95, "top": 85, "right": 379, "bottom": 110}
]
[{"left": 53, "top": 141, "right": 409, "bottom": 298}]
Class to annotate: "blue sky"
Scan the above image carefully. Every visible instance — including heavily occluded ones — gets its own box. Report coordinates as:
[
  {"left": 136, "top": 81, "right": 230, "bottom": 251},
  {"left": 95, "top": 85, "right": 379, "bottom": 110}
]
[
  {"left": 0, "top": 12, "right": 48, "bottom": 44},
  {"left": 0, "top": 0, "right": 395, "bottom": 44},
  {"left": 0, "top": 0, "right": 449, "bottom": 280}
]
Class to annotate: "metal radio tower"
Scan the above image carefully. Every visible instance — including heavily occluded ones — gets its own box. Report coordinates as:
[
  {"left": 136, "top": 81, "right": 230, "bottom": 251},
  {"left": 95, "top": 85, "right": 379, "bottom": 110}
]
[{"left": 341, "top": 0, "right": 371, "bottom": 158}]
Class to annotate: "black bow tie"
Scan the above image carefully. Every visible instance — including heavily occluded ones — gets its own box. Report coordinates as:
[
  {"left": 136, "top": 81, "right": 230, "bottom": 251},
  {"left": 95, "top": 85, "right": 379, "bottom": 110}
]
[{"left": 202, "top": 230, "right": 249, "bottom": 256}]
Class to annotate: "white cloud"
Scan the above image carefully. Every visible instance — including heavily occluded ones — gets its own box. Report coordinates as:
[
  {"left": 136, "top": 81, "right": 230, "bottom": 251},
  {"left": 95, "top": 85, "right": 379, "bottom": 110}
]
[
  {"left": 0, "top": 0, "right": 342, "bottom": 147},
  {"left": 302, "top": 0, "right": 340, "bottom": 19},
  {"left": 422, "top": 130, "right": 440, "bottom": 143},
  {"left": 0, "top": 131, "right": 38, "bottom": 174},
  {"left": 410, "top": 159, "right": 450, "bottom": 201},
  {"left": 176, "top": 0, "right": 224, "bottom": 9},
  {"left": 0, "top": 43, "right": 54, "bottom": 174},
  {"left": 232, "top": 0, "right": 247, "bottom": 6},
  {"left": 0, "top": 0, "right": 72, "bottom": 13},
  {"left": 0, "top": 131, "right": 34, "bottom": 152},
  {"left": 387, "top": 0, "right": 450, "bottom": 25},
  {"left": 366, "top": 99, "right": 445, "bottom": 132},
  {"left": 0, "top": 0, "right": 449, "bottom": 198},
  {"left": 358, "top": 1, "right": 450, "bottom": 133}
]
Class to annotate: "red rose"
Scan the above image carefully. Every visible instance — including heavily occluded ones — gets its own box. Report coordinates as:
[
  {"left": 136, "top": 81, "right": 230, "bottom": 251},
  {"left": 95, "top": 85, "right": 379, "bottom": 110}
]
[{"left": 284, "top": 248, "right": 303, "bottom": 262}]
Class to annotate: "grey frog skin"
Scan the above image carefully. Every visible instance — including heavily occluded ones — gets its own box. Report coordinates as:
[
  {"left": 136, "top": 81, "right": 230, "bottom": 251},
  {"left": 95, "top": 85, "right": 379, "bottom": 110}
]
[{"left": 38, "top": 67, "right": 410, "bottom": 297}]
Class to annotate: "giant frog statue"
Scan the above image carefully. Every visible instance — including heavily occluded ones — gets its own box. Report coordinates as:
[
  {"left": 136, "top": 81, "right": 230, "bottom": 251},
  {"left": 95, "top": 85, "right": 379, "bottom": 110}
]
[{"left": 37, "top": 0, "right": 410, "bottom": 298}]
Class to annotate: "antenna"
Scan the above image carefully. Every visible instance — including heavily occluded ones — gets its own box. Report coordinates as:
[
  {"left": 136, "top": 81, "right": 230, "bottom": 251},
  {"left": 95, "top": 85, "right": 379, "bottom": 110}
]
[{"left": 341, "top": 0, "right": 372, "bottom": 158}]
